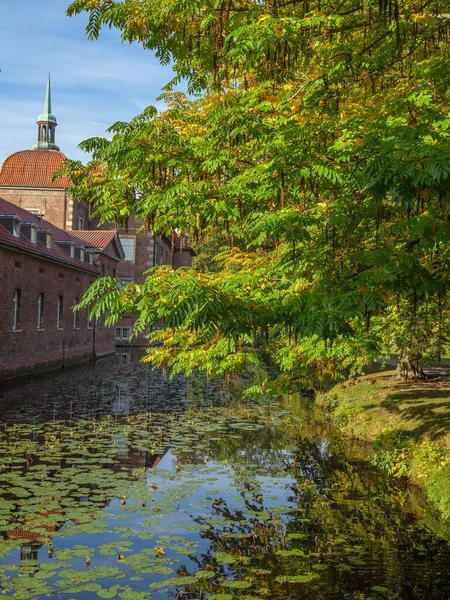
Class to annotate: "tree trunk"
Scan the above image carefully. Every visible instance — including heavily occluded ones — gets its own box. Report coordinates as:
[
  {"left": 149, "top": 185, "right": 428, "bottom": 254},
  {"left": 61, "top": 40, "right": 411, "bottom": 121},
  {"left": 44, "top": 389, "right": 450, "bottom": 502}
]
[{"left": 396, "top": 347, "right": 426, "bottom": 380}]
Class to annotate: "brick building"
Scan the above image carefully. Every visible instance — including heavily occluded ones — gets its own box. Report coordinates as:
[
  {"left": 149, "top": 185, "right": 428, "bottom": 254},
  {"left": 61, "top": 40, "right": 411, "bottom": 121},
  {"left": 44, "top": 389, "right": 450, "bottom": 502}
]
[
  {"left": 0, "top": 198, "right": 123, "bottom": 382},
  {"left": 113, "top": 217, "right": 195, "bottom": 345},
  {"left": 0, "top": 77, "right": 91, "bottom": 231},
  {"left": 0, "top": 76, "right": 194, "bottom": 357}
]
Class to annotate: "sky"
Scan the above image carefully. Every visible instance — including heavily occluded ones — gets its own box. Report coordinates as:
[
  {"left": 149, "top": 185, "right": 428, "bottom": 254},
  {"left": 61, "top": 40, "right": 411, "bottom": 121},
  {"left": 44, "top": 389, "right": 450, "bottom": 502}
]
[{"left": 0, "top": 0, "right": 174, "bottom": 163}]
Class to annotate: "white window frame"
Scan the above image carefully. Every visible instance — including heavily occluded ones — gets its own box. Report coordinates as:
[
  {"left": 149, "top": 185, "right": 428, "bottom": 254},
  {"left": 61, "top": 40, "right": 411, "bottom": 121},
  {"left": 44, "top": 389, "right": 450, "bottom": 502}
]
[
  {"left": 78, "top": 217, "right": 84, "bottom": 230},
  {"left": 70, "top": 245, "right": 75, "bottom": 258},
  {"left": 12, "top": 220, "right": 20, "bottom": 238},
  {"left": 73, "top": 298, "right": 79, "bottom": 328},
  {"left": 121, "top": 237, "right": 136, "bottom": 263},
  {"left": 57, "top": 296, "right": 63, "bottom": 329},
  {"left": 37, "top": 293, "right": 44, "bottom": 329},
  {"left": 80, "top": 249, "right": 84, "bottom": 261},
  {"left": 31, "top": 228, "right": 37, "bottom": 244},
  {"left": 115, "top": 327, "right": 131, "bottom": 341},
  {"left": 12, "top": 289, "right": 21, "bottom": 330},
  {"left": 46, "top": 234, "right": 52, "bottom": 249}
]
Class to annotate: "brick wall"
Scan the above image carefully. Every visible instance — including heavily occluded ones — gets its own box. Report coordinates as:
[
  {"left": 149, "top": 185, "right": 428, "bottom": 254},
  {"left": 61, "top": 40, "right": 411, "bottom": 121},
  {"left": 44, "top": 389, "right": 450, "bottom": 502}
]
[
  {"left": 0, "top": 246, "right": 116, "bottom": 382},
  {"left": 113, "top": 222, "right": 194, "bottom": 346},
  {"left": 0, "top": 187, "right": 90, "bottom": 232},
  {"left": 67, "top": 197, "right": 91, "bottom": 231},
  {"left": 173, "top": 248, "right": 195, "bottom": 268}
]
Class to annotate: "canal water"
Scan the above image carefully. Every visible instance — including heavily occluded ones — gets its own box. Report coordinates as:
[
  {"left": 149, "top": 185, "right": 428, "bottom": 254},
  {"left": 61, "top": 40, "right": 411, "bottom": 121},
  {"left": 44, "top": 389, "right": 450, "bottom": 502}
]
[{"left": 0, "top": 350, "right": 449, "bottom": 599}]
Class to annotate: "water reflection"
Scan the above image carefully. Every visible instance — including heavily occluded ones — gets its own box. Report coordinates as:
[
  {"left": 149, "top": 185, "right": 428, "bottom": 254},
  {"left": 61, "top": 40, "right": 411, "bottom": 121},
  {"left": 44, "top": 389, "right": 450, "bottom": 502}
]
[
  {"left": 0, "top": 350, "right": 218, "bottom": 423},
  {"left": 0, "top": 353, "right": 449, "bottom": 599}
]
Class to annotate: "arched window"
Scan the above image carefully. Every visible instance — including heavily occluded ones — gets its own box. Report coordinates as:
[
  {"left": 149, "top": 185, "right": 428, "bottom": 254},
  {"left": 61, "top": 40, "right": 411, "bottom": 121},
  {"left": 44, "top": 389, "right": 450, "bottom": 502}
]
[{"left": 42, "top": 125, "right": 47, "bottom": 140}]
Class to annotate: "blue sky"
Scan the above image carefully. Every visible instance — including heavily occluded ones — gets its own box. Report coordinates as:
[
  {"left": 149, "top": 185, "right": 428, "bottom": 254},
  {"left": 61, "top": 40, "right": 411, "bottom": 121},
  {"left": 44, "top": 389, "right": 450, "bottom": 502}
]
[{"left": 0, "top": 0, "right": 173, "bottom": 163}]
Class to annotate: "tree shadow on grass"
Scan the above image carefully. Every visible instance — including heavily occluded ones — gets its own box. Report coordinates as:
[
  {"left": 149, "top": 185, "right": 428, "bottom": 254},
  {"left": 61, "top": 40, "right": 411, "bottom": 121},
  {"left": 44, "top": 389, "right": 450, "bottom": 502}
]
[{"left": 380, "top": 383, "right": 450, "bottom": 441}]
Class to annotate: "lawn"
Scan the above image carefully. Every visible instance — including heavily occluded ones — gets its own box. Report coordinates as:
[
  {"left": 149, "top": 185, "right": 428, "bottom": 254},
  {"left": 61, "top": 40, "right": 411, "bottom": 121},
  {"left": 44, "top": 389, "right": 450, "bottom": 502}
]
[{"left": 317, "top": 367, "right": 450, "bottom": 520}]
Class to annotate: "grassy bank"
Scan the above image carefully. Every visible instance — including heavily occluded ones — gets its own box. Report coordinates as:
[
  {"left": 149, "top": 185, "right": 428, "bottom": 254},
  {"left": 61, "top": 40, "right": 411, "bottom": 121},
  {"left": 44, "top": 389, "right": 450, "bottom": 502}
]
[{"left": 316, "top": 369, "right": 450, "bottom": 519}]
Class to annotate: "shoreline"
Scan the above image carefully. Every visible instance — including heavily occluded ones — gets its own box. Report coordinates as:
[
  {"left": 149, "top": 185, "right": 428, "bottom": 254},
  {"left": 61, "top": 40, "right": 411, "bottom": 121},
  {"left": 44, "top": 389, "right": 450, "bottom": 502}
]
[{"left": 316, "top": 368, "right": 450, "bottom": 521}]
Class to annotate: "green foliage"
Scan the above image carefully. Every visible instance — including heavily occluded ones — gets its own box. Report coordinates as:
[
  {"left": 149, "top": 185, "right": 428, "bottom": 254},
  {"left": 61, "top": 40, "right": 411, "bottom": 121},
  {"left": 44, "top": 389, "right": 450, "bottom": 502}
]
[
  {"left": 63, "top": 0, "right": 450, "bottom": 387},
  {"left": 315, "top": 392, "right": 339, "bottom": 413},
  {"left": 372, "top": 429, "right": 414, "bottom": 477}
]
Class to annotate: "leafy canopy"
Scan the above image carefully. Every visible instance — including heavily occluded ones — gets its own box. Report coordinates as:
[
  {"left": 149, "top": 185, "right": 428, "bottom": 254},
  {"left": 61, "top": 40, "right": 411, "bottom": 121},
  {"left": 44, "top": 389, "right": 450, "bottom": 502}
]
[{"left": 64, "top": 0, "right": 450, "bottom": 388}]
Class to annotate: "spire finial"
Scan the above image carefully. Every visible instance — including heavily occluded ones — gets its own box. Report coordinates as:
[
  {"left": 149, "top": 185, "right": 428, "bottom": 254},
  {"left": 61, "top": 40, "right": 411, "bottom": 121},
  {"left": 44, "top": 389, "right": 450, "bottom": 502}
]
[
  {"left": 33, "top": 74, "right": 60, "bottom": 151},
  {"left": 43, "top": 73, "right": 52, "bottom": 116}
]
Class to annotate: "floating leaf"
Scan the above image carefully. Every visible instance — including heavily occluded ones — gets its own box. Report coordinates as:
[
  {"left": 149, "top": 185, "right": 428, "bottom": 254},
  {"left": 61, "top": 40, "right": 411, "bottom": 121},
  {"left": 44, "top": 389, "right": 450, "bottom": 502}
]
[
  {"left": 225, "top": 580, "right": 252, "bottom": 589},
  {"left": 97, "top": 587, "right": 118, "bottom": 599},
  {"left": 212, "top": 551, "right": 237, "bottom": 565}
]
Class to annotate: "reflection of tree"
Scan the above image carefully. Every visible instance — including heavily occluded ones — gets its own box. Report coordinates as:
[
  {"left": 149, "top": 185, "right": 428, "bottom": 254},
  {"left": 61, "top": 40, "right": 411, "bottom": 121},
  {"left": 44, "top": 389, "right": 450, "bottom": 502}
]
[
  {"left": 204, "top": 427, "right": 293, "bottom": 476},
  {"left": 171, "top": 428, "right": 450, "bottom": 600}
]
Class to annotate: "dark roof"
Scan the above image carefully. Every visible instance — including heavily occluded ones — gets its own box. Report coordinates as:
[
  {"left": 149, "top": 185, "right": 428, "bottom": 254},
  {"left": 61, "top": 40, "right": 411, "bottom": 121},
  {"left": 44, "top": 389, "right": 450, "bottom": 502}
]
[
  {"left": 0, "top": 150, "right": 71, "bottom": 188},
  {"left": 162, "top": 234, "right": 196, "bottom": 256},
  {"left": 0, "top": 197, "right": 99, "bottom": 274}
]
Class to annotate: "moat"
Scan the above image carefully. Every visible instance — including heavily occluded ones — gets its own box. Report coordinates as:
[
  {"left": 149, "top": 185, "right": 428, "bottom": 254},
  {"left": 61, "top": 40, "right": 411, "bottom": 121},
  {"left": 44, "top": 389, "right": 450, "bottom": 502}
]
[{"left": 0, "top": 351, "right": 449, "bottom": 599}]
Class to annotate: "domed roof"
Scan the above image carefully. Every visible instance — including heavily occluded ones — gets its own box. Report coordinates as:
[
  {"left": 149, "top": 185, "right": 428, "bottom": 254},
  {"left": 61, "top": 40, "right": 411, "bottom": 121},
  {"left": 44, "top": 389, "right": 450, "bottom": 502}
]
[{"left": 0, "top": 150, "right": 71, "bottom": 188}]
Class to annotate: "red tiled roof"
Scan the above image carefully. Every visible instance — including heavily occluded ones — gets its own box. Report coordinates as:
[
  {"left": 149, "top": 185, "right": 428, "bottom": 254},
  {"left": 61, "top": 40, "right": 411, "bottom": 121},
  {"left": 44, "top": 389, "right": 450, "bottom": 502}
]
[
  {"left": 69, "top": 229, "right": 118, "bottom": 250},
  {"left": 0, "top": 150, "right": 71, "bottom": 188},
  {"left": 0, "top": 197, "right": 99, "bottom": 274}
]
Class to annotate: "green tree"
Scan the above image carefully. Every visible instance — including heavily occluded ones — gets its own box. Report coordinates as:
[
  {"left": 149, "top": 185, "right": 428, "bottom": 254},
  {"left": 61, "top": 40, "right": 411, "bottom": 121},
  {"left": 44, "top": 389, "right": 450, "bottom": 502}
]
[{"left": 64, "top": 0, "right": 450, "bottom": 386}]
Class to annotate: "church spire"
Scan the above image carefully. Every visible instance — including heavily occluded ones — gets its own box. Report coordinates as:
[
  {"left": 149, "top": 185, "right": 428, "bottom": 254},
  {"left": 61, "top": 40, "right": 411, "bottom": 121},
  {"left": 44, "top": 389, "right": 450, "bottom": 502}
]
[{"left": 33, "top": 74, "right": 60, "bottom": 151}]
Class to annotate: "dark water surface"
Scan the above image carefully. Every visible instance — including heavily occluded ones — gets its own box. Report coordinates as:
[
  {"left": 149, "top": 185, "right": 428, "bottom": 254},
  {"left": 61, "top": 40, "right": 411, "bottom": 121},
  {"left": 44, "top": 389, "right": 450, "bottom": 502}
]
[{"left": 0, "top": 351, "right": 449, "bottom": 600}]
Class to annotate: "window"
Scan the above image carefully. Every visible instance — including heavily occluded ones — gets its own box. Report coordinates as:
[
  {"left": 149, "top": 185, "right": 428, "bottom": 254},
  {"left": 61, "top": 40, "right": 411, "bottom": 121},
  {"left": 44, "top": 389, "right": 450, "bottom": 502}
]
[
  {"left": 121, "top": 238, "right": 136, "bottom": 263},
  {"left": 113, "top": 268, "right": 116, "bottom": 278},
  {"left": 46, "top": 234, "right": 52, "bottom": 248},
  {"left": 155, "top": 242, "right": 161, "bottom": 265},
  {"left": 87, "top": 306, "right": 93, "bottom": 329},
  {"left": 116, "top": 352, "right": 131, "bottom": 366},
  {"left": 73, "top": 298, "right": 79, "bottom": 328},
  {"left": 57, "top": 296, "right": 63, "bottom": 329},
  {"left": 37, "top": 293, "right": 44, "bottom": 329},
  {"left": 78, "top": 217, "right": 84, "bottom": 230},
  {"left": 12, "top": 289, "right": 21, "bottom": 330},
  {"left": 31, "top": 228, "right": 37, "bottom": 243},
  {"left": 115, "top": 327, "right": 131, "bottom": 341},
  {"left": 80, "top": 249, "right": 84, "bottom": 261},
  {"left": 13, "top": 220, "right": 20, "bottom": 238},
  {"left": 117, "top": 278, "right": 133, "bottom": 289},
  {"left": 70, "top": 245, "right": 75, "bottom": 258},
  {"left": 89, "top": 253, "right": 94, "bottom": 265}
]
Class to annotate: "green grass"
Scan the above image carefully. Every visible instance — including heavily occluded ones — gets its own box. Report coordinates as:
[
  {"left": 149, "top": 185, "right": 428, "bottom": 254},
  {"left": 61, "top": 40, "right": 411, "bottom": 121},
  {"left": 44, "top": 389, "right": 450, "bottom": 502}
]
[{"left": 317, "top": 368, "right": 450, "bottom": 519}]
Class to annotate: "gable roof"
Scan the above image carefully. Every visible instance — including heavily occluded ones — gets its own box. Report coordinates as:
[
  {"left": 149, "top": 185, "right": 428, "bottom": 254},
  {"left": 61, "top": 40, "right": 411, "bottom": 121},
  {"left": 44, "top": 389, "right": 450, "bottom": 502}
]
[
  {"left": 0, "top": 150, "right": 71, "bottom": 188},
  {"left": 0, "top": 197, "right": 99, "bottom": 274},
  {"left": 69, "top": 230, "right": 125, "bottom": 261},
  {"left": 69, "top": 230, "right": 117, "bottom": 249}
]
